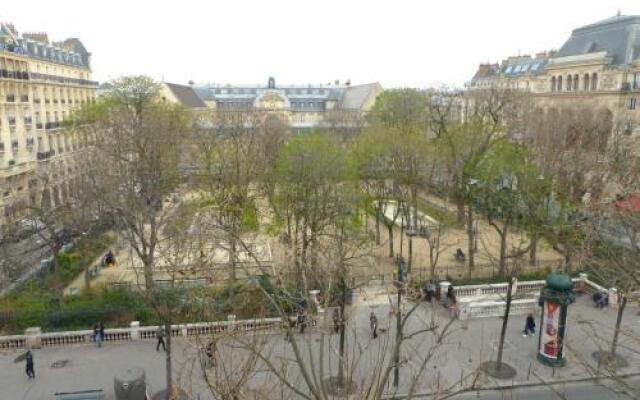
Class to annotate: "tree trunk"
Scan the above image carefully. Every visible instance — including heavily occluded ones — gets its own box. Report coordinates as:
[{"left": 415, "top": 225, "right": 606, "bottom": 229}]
[
  {"left": 456, "top": 198, "right": 465, "bottom": 225},
  {"left": 466, "top": 205, "right": 475, "bottom": 274},
  {"left": 496, "top": 278, "right": 514, "bottom": 366},
  {"left": 143, "top": 254, "right": 155, "bottom": 291},
  {"left": 387, "top": 224, "right": 394, "bottom": 258},
  {"left": 338, "top": 300, "right": 346, "bottom": 387},
  {"left": 529, "top": 233, "right": 538, "bottom": 266},
  {"left": 375, "top": 208, "right": 381, "bottom": 245},
  {"left": 610, "top": 295, "right": 627, "bottom": 360},
  {"left": 165, "top": 324, "right": 173, "bottom": 399},
  {"left": 498, "top": 226, "right": 508, "bottom": 277},
  {"left": 229, "top": 235, "right": 237, "bottom": 282}
]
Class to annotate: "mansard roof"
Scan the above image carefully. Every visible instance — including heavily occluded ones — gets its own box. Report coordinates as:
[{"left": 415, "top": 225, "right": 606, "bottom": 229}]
[
  {"left": 555, "top": 14, "right": 640, "bottom": 65},
  {"left": 164, "top": 82, "right": 207, "bottom": 109}
]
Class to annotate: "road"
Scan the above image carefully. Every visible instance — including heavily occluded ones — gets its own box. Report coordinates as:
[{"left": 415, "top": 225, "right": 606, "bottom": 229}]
[{"left": 445, "top": 377, "right": 640, "bottom": 399}]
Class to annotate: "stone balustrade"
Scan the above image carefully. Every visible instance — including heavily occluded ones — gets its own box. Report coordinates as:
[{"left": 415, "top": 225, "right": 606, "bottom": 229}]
[
  {"left": 454, "top": 274, "right": 608, "bottom": 320},
  {"left": 0, "top": 317, "right": 283, "bottom": 350}
]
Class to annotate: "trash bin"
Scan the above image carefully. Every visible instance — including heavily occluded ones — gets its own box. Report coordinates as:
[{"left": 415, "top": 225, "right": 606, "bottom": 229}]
[{"left": 114, "top": 367, "right": 146, "bottom": 400}]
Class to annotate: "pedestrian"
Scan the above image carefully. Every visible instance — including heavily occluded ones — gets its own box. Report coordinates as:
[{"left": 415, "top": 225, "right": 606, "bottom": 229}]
[
  {"left": 25, "top": 350, "right": 35, "bottom": 379},
  {"left": 426, "top": 281, "right": 436, "bottom": 302},
  {"left": 298, "top": 308, "right": 308, "bottom": 334},
  {"left": 156, "top": 326, "right": 166, "bottom": 352},
  {"left": 333, "top": 308, "right": 341, "bottom": 334},
  {"left": 99, "top": 323, "right": 105, "bottom": 347},
  {"left": 205, "top": 339, "right": 216, "bottom": 368},
  {"left": 523, "top": 313, "right": 536, "bottom": 336},
  {"left": 94, "top": 323, "right": 104, "bottom": 347},
  {"left": 105, "top": 250, "right": 115, "bottom": 266},
  {"left": 370, "top": 312, "right": 378, "bottom": 339}
]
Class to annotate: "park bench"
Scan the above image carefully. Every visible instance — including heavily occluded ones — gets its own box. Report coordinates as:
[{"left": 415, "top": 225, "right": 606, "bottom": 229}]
[{"left": 54, "top": 389, "right": 105, "bottom": 400}]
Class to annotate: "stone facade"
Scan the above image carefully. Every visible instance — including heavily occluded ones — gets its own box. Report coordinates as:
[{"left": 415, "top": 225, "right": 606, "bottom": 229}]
[
  {"left": 0, "top": 22, "right": 97, "bottom": 226},
  {"left": 195, "top": 77, "right": 382, "bottom": 133},
  {"left": 468, "top": 14, "right": 640, "bottom": 139}
]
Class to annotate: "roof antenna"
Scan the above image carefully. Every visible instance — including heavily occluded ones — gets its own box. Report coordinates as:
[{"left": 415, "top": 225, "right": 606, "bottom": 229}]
[{"left": 617, "top": 9, "right": 621, "bottom": 16}]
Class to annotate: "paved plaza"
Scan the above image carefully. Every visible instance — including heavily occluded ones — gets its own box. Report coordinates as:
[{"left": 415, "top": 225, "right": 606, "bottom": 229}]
[{"left": 1, "top": 290, "right": 639, "bottom": 399}]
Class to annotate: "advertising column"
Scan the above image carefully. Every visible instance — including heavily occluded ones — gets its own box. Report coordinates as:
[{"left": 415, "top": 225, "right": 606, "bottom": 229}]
[{"left": 537, "top": 273, "right": 575, "bottom": 367}]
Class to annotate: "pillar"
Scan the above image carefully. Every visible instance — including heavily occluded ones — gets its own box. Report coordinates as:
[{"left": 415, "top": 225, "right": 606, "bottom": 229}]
[
  {"left": 25, "top": 327, "right": 42, "bottom": 349},
  {"left": 130, "top": 321, "right": 140, "bottom": 341}
]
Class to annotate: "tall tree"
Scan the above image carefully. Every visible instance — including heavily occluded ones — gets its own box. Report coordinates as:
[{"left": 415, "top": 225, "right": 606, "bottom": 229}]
[{"left": 75, "top": 76, "right": 191, "bottom": 290}]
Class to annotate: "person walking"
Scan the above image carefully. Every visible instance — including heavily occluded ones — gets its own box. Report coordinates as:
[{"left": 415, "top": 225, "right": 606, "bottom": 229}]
[
  {"left": 25, "top": 350, "right": 35, "bottom": 379},
  {"left": 205, "top": 339, "right": 217, "bottom": 368},
  {"left": 332, "top": 308, "right": 341, "bottom": 334},
  {"left": 298, "top": 309, "right": 308, "bottom": 334},
  {"left": 370, "top": 312, "right": 378, "bottom": 339},
  {"left": 156, "top": 326, "right": 166, "bottom": 352},
  {"left": 94, "top": 323, "right": 104, "bottom": 347},
  {"left": 523, "top": 313, "right": 536, "bottom": 337}
]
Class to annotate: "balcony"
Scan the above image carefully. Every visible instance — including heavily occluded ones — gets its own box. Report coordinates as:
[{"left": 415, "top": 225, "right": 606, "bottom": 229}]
[{"left": 45, "top": 122, "right": 60, "bottom": 130}]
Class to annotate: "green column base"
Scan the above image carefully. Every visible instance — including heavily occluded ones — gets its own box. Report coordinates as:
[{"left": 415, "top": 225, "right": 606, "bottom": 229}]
[{"left": 537, "top": 353, "right": 566, "bottom": 367}]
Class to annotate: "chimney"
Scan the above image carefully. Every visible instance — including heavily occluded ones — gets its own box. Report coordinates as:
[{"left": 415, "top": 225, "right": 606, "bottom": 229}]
[{"left": 23, "top": 32, "right": 49, "bottom": 43}]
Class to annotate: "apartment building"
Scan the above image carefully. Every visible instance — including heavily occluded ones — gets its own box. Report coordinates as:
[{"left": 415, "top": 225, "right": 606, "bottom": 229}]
[{"left": 0, "top": 22, "right": 97, "bottom": 226}]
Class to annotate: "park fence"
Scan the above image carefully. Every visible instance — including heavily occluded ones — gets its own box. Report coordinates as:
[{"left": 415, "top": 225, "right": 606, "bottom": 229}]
[
  {"left": 0, "top": 274, "right": 614, "bottom": 349},
  {"left": 0, "top": 317, "right": 282, "bottom": 350}
]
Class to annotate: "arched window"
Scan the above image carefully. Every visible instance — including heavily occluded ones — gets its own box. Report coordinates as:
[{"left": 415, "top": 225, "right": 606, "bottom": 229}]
[
  {"left": 567, "top": 75, "right": 572, "bottom": 91},
  {"left": 573, "top": 74, "right": 579, "bottom": 91},
  {"left": 591, "top": 73, "right": 598, "bottom": 90},
  {"left": 583, "top": 73, "right": 590, "bottom": 91},
  {"left": 551, "top": 77, "right": 556, "bottom": 92},
  {"left": 557, "top": 76, "right": 563, "bottom": 92}
]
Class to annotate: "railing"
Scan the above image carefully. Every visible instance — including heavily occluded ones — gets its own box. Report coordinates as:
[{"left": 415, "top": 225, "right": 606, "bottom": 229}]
[{"left": 0, "top": 317, "right": 283, "bottom": 349}]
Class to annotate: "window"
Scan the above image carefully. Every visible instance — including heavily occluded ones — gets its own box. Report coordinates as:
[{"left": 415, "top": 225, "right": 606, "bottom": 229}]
[
  {"left": 633, "top": 73, "right": 640, "bottom": 89},
  {"left": 531, "top": 63, "right": 540, "bottom": 71},
  {"left": 557, "top": 76, "right": 562, "bottom": 92},
  {"left": 573, "top": 74, "right": 579, "bottom": 91},
  {"left": 521, "top": 64, "right": 529, "bottom": 72},
  {"left": 567, "top": 75, "right": 572, "bottom": 91},
  {"left": 551, "top": 77, "right": 556, "bottom": 92},
  {"left": 591, "top": 73, "right": 598, "bottom": 90},
  {"left": 629, "top": 97, "right": 637, "bottom": 110},
  {"left": 505, "top": 66, "right": 513, "bottom": 74},
  {"left": 583, "top": 73, "right": 590, "bottom": 91}
]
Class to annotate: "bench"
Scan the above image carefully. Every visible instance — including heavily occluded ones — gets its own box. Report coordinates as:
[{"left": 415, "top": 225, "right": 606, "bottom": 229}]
[{"left": 54, "top": 389, "right": 105, "bottom": 400}]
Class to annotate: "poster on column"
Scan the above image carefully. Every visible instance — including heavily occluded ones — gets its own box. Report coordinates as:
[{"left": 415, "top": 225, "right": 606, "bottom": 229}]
[{"left": 540, "top": 301, "right": 560, "bottom": 359}]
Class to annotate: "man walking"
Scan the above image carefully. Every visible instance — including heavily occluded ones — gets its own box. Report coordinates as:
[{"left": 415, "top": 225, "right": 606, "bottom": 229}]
[
  {"left": 156, "top": 326, "right": 166, "bottom": 352},
  {"left": 94, "top": 323, "right": 104, "bottom": 347},
  {"left": 25, "top": 350, "right": 35, "bottom": 379},
  {"left": 298, "top": 309, "right": 308, "bottom": 334},
  {"left": 523, "top": 313, "right": 536, "bottom": 337},
  {"left": 370, "top": 312, "right": 378, "bottom": 339}
]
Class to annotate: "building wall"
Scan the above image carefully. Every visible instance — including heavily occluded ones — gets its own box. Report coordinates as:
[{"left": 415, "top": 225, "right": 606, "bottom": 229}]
[{"left": 0, "top": 49, "right": 97, "bottom": 226}]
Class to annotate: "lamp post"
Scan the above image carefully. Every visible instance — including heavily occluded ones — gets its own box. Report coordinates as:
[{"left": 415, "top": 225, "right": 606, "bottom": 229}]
[{"left": 393, "top": 254, "right": 406, "bottom": 388}]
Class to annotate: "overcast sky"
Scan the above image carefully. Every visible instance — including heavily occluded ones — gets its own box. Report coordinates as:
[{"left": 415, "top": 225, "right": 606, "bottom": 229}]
[{"left": 2, "top": 1, "right": 640, "bottom": 88}]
